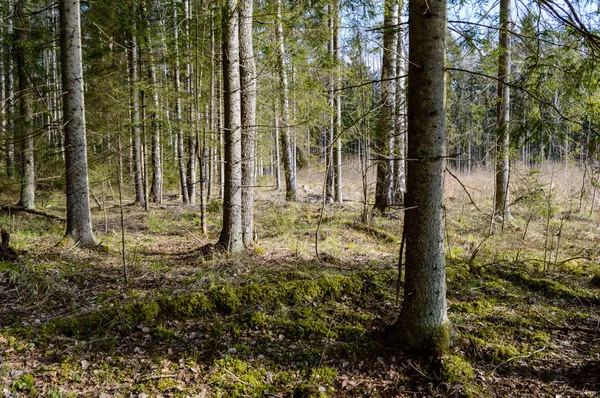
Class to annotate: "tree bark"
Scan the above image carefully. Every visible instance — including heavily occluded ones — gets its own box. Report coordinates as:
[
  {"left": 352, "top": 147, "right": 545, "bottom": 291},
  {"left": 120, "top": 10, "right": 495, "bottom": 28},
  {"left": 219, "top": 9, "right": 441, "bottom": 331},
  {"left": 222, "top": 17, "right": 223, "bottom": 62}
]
[
  {"left": 184, "top": 0, "right": 197, "bottom": 206},
  {"left": 15, "top": 0, "right": 35, "bottom": 210},
  {"left": 173, "top": 6, "right": 189, "bottom": 205},
  {"left": 396, "top": 0, "right": 452, "bottom": 355},
  {"left": 239, "top": 0, "right": 256, "bottom": 246},
  {"left": 374, "top": 0, "right": 397, "bottom": 213},
  {"left": 275, "top": 0, "right": 296, "bottom": 201},
  {"left": 217, "top": 0, "right": 243, "bottom": 252},
  {"left": 332, "top": 0, "right": 343, "bottom": 204},
  {"left": 60, "top": 0, "right": 97, "bottom": 247},
  {"left": 494, "top": 0, "right": 512, "bottom": 220},
  {"left": 394, "top": 0, "right": 406, "bottom": 204},
  {"left": 3, "top": 1, "right": 15, "bottom": 179},
  {"left": 149, "top": 47, "right": 162, "bottom": 204},
  {"left": 129, "top": 16, "right": 144, "bottom": 207}
]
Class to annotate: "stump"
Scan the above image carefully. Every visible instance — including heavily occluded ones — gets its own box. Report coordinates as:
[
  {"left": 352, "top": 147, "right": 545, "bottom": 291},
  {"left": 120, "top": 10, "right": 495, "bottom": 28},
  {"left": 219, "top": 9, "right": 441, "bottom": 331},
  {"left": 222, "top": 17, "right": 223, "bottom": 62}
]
[{"left": 0, "top": 228, "right": 18, "bottom": 261}]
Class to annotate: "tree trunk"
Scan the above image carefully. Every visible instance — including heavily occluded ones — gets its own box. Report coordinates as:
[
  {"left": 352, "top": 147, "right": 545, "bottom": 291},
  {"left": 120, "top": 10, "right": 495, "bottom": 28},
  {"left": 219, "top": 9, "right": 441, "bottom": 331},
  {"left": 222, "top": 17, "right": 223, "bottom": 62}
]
[
  {"left": 374, "top": 0, "right": 397, "bottom": 213},
  {"left": 396, "top": 0, "right": 452, "bottom": 355},
  {"left": 15, "top": 0, "right": 35, "bottom": 210},
  {"left": 240, "top": 0, "right": 257, "bottom": 246},
  {"left": 184, "top": 0, "right": 197, "bottom": 206},
  {"left": 394, "top": 0, "right": 406, "bottom": 203},
  {"left": 4, "top": 1, "right": 15, "bottom": 179},
  {"left": 174, "top": 6, "right": 189, "bottom": 205},
  {"left": 275, "top": 0, "right": 296, "bottom": 201},
  {"left": 60, "top": 0, "right": 97, "bottom": 247},
  {"left": 494, "top": 0, "right": 512, "bottom": 220},
  {"left": 129, "top": 18, "right": 144, "bottom": 207},
  {"left": 332, "top": 0, "right": 343, "bottom": 204},
  {"left": 217, "top": 0, "right": 243, "bottom": 252},
  {"left": 149, "top": 48, "right": 162, "bottom": 204}
]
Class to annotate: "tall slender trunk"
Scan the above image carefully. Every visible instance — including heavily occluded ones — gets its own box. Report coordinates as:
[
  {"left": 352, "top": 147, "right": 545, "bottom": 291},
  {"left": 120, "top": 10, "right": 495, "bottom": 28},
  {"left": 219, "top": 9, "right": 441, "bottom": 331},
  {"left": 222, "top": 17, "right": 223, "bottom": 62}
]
[
  {"left": 325, "top": 4, "right": 334, "bottom": 204},
  {"left": 494, "top": 0, "right": 511, "bottom": 220},
  {"left": 129, "top": 16, "right": 144, "bottom": 207},
  {"left": 196, "top": 1, "right": 207, "bottom": 235},
  {"left": 218, "top": 0, "right": 243, "bottom": 252},
  {"left": 15, "top": 0, "right": 35, "bottom": 209},
  {"left": 4, "top": 1, "right": 15, "bottom": 178},
  {"left": 174, "top": 6, "right": 189, "bottom": 204},
  {"left": 332, "top": 0, "right": 342, "bottom": 204},
  {"left": 275, "top": 0, "right": 296, "bottom": 201},
  {"left": 274, "top": 102, "right": 281, "bottom": 191},
  {"left": 184, "top": 0, "right": 197, "bottom": 205},
  {"left": 240, "top": 0, "right": 257, "bottom": 246},
  {"left": 374, "top": 0, "right": 397, "bottom": 212},
  {"left": 207, "top": 5, "right": 216, "bottom": 200},
  {"left": 393, "top": 0, "right": 406, "bottom": 203},
  {"left": 60, "top": 0, "right": 97, "bottom": 246},
  {"left": 396, "top": 0, "right": 451, "bottom": 355},
  {"left": 149, "top": 48, "right": 162, "bottom": 204}
]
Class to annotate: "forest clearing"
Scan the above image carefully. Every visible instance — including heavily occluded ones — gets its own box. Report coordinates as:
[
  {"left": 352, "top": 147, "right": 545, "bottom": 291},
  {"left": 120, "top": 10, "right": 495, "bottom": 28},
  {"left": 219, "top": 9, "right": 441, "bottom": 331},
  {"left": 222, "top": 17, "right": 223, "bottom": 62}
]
[
  {"left": 1, "top": 0, "right": 600, "bottom": 396},
  {"left": 1, "top": 162, "right": 599, "bottom": 397}
]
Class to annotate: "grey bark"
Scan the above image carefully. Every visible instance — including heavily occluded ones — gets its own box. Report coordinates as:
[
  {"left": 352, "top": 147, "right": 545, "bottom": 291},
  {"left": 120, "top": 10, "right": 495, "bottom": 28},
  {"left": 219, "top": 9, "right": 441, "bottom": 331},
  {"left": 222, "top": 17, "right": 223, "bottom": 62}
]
[
  {"left": 129, "top": 19, "right": 144, "bottom": 207},
  {"left": 239, "top": 0, "right": 256, "bottom": 246},
  {"left": 396, "top": 0, "right": 452, "bottom": 354},
  {"left": 393, "top": 0, "right": 406, "bottom": 203},
  {"left": 217, "top": 0, "right": 243, "bottom": 252},
  {"left": 15, "top": 0, "right": 35, "bottom": 210},
  {"left": 332, "top": 0, "right": 342, "bottom": 204},
  {"left": 494, "top": 0, "right": 512, "bottom": 220},
  {"left": 4, "top": 1, "right": 15, "bottom": 178},
  {"left": 374, "top": 0, "right": 397, "bottom": 212},
  {"left": 174, "top": 6, "right": 189, "bottom": 204},
  {"left": 275, "top": 0, "right": 296, "bottom": 201},
  {"left": 149, "top": 49, "right": 162, "bottom": 204},
  {"left": 60, "top": 0, "right": 97, "bottom": 247},
  {"left": 184, "top": 0, "right": 197, "bottom": 205}
]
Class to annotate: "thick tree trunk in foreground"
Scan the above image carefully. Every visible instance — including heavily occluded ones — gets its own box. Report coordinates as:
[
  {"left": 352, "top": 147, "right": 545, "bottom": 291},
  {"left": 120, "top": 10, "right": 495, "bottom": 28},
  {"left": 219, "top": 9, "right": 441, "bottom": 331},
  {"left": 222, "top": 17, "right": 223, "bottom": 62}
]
[
  {"left": 494, "top": 0, "right": 512, "bottom": 220},
  {"left": 217, "top": 0, "right": 243, "bottom": 252},
  {"left": 275, "top": 0, "right": 296, "bottom": 202},
  {"left": 60, "top": 0, "right": 97, "bottom": 247},
  {"left": 239, "top": 0, "right": 256, "bottom": 246},
  {"left": 15, "top": 0, "right": 35, "bottom": 210},
  {"left": 396, "top": 0, "right": 452, "bottom": 355},
  {"left": 374, "top": 0, "right": 397, "bottom": 212}
]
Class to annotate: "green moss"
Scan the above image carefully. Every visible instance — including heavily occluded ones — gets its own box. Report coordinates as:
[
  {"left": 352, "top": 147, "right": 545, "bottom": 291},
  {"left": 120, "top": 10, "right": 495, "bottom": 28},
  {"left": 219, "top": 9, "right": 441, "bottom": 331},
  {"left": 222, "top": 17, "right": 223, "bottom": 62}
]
[
  {"left": 243, "top": 311, "right": 270, "bottom": 329},
  {"left": 239, "top": 283, "right": 276, "bottom": 307},
  {"left": 209, "top": 286, "right": 241, "bottom": 314},
  {"left": 492, "top": 344, "right": 520, "bottom": 362},
  {"left": 209, "top": 358, "right": 268, "bottom": 397},
  {"left": 450, "top": 300, "right": 492, "bottom": 314},
  {"left": 123, "top": 301, "right": 160, "bottom": 323},
  {"left": 155, "top": 377, "right": 177, "bottom": 392},
  {"left": 151, "top": 324, "right": 178, "bottom": 340},
  {"left": 439, "top": 354, "right": 475, "bottom": 384},
  {"left": 310, "top": 367, "right": 337, "bottom": 384},
  {"left": 159, "top": 292, "right": 213, "bottom": 319},
  {"left": 12, "top": 373, "right": 37, "bottom": 395}
]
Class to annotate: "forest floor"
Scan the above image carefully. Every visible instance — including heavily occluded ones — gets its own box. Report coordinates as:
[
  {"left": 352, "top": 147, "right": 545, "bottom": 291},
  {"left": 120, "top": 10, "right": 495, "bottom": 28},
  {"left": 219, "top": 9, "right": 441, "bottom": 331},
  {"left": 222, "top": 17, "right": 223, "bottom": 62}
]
[{"left": 0, "top": 162, "right": 599, "bottom": 397}]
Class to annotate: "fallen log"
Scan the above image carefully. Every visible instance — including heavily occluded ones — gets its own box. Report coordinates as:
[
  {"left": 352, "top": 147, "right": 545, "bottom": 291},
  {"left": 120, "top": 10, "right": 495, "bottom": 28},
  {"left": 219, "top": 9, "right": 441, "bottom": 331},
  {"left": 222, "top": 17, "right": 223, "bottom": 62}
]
[{"left": 0, "top": 205, "right": 66, "bottom": 222}]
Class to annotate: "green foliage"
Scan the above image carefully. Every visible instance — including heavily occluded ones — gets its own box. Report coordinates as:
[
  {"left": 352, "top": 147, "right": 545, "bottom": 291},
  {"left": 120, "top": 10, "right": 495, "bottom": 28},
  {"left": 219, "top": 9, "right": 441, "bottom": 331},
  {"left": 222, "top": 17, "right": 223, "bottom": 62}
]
[
  {"left": 438, "top": 355, "right": 474, "bottom": 384},
  {"left": 12, "top": 373, "right": 37, "bottom": 396}
]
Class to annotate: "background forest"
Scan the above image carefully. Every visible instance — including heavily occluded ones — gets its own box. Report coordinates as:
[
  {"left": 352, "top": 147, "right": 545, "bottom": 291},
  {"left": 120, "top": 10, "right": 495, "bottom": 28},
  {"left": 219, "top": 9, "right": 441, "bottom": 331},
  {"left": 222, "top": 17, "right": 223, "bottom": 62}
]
[{"left": 0, "top": 0, "right": 599, "bottom": 396}]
